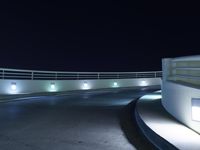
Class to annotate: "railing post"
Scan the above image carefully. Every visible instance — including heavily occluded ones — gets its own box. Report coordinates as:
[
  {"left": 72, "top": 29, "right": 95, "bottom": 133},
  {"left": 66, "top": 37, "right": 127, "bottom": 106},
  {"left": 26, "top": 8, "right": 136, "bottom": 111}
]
[
  {"left": 77, "top": 73, "right": 79, "bottom": 80},
  {"left": 98, "top": 73, "right": 100, "bottom": 79},
  {"left": 136, "top": 73, "right": 137, "bottom": 78},
  {"left": 31, "top": 72, "right": 34, "bottom": 80},
  {"left": 117, "top": 73, "right": 119, "bottom": 79},
  {"left": 55, "top": 73, "right": 57, "bottom": 80},
  {"left": 155, "top": 72, "right": 157, "bottom": 78},
  {"left": 2, "top": 69, "right": 4, "bottom": 79}
]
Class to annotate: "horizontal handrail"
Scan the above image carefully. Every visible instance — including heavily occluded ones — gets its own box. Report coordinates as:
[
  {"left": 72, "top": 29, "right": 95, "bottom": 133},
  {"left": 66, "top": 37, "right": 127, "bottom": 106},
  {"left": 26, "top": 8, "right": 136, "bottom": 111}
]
[
  {"left": 0, "top": 68, "right": 162, "bottom": 80},
  {"left": 166, "top": 56, "right": 200, "bottom": 86}
]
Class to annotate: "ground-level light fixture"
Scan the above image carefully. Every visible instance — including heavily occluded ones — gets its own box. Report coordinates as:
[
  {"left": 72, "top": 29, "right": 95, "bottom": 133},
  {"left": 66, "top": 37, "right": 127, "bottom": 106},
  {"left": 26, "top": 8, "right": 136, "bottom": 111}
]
[
  {"left": 82, "top": 81, "right": 89, "bottom": 90},
  {"left": 113, "top": 82, "right": 118, "bottom": 87},
  {"left": 11, "top": 82, "right": 17, "bottom": 91},
  {"left": 51, "top": 82, "right": 55, "bottom": 89},
  {"left": 140, "top": 80, "right": 148, "bottom": 86},
  {"left": 192, "top": 98, "right": 200, "bottom": 121}
]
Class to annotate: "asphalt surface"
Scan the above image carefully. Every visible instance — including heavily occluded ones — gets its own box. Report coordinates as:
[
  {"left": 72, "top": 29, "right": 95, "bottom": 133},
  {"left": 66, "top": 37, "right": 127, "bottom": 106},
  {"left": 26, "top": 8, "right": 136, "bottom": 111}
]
[{"left": 0, "top": 87, "right": 158, "bottom": 150}]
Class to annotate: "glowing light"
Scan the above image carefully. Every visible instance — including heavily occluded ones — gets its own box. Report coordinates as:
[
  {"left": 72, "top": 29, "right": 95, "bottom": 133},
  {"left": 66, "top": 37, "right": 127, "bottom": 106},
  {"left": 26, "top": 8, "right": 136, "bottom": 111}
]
[
  {"left": 82, "top": 82, "right": 90, "bottom": 90},
  {"left": 51, "top": 82, "right": 55, "bottom": 89},
  {"left": 11, "top": 82, "right": 17, "bottom": 91},
  {"left": 155, "top": 90, "right": 162, "bottom": 93},
  {"left": 192, "top": 99, "right": 200, "bottom": 121},
  {"left": 140, "top": 80, "right": 148, "bottom": 86},
  {"left": 84, "top": 82, "right": 88, "bottom": 87},
  {"left": 140, "top": 94, "right": 162, "bottom": 100},
  {"left": 113, "top": 82, "right": 118, "bottom": 87},
  {"left": 192, "top": 106, "right": 200, "bottom": 121},
  {"left": 49, "top": 82, "right": 57, "bottom": 92}
]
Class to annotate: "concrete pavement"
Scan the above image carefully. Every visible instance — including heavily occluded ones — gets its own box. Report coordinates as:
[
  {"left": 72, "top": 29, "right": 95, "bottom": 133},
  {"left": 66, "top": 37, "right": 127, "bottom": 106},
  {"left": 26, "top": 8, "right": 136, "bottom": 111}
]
[{"left": 0, "top": 87, "right": 158, "bottom": 150}]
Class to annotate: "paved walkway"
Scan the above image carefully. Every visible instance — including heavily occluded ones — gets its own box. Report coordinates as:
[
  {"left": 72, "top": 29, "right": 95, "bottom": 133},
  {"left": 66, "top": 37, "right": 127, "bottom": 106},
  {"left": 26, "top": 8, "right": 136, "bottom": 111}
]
[
  {"left": 137, "top": 91, "right": 200, "bottom": 150},
  {"left": 0, "top": 87, "right": 157, "bottom": 150}
]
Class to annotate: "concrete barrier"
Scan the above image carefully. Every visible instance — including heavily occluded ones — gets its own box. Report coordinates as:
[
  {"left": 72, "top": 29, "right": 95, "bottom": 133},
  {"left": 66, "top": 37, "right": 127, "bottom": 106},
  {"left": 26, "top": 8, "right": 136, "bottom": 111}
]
[
  {"left": 0, "top": 78, "right": 161, "bottom": 95},
  {"left": 162, "top": 55, "right": 200, "bottom": 134}
]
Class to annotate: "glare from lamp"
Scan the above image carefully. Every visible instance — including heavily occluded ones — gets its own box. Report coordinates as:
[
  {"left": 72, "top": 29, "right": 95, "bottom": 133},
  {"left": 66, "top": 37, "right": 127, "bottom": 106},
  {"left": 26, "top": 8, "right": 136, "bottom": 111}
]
[
  {"left": 82, "top": 82, "right": 89, "bottom": 90},
  {"left": 113, "top": 82, "right": 118, "bottom": 87},
  {"left": 11, "top": 82, "right": 17, "bottom": 91},
  {"left": 51, "top": 82, "right": 55, "bottom": 89},
  {"left": 192, "top": 98, "right": 200, "bottom": 122},
  {"left": 140, "top": 94, "right": 162, "bottom": 100},
  {"left": 192, "top": 106, "right": 200, "bottom": 121},
  {"left": 140, "top": 80, "right": 148, "bottom": 86}
]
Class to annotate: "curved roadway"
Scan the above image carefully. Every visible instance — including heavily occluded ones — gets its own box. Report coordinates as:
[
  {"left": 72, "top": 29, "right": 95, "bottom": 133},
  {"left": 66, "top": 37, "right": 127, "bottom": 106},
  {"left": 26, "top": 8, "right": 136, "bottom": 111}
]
[{"left": 0, "top": 87, "right": 158, "bottom": 150}]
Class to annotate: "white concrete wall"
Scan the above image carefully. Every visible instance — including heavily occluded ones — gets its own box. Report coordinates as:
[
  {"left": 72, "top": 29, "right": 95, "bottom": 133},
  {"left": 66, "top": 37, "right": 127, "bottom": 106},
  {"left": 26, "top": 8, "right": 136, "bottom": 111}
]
[
  {"left": 162, "top": 81, "right": 200, "bottom": 133},
  {"left": 0, "top": 78, "right": 161, "bottom": 95},
  {"left": 162, "top": 56, "right": 200, "bottom": 134}
]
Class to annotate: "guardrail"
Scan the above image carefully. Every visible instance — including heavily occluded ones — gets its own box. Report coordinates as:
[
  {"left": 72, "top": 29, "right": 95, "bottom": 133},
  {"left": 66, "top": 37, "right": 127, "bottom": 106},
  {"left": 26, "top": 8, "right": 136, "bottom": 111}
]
[
  {"left": 165, "top": 55, "right": 200, "bottom": 86},
  {"left": 0, "top": 68, "right": 162, "bottom": 80}
]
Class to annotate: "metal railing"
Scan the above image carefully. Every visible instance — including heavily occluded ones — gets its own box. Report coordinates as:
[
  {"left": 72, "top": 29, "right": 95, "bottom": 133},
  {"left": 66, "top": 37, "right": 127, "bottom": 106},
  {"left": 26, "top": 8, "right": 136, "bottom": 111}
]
[
  {"left": 0, "top": 68, "right": 162, "bottom": 80},
  {"left": 167, "top": 56, "right": 200, "bottom": 86}
]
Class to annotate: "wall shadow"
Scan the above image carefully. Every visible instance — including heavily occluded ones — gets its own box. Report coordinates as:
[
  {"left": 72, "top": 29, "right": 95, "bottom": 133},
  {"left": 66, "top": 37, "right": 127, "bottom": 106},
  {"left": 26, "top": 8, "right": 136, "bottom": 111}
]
[{"left": 119, "top": 100, "right": 157, "bottom": 150}]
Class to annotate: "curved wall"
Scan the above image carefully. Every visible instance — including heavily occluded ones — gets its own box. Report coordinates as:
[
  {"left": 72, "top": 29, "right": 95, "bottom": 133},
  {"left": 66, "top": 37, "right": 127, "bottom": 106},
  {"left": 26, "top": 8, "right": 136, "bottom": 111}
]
[
  {"left": 162, "top": 56, "right": 200, "bottom": 134},
  {"left": 0, "top": 78, "right": 161, "bottom": 95}
]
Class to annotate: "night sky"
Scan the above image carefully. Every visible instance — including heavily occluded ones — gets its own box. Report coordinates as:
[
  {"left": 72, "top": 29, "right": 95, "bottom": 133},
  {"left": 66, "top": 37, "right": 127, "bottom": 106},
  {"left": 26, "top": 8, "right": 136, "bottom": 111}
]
[{"left": 0, "top": 1, "right": 199, "bottom": 72}]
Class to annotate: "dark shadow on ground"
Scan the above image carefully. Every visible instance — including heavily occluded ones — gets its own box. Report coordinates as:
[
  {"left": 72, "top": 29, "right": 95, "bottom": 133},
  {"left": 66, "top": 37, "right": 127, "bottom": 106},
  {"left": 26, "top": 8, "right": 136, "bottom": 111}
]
[{"left": 119, "top": 100, "right": 158, "bottom": 150}]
